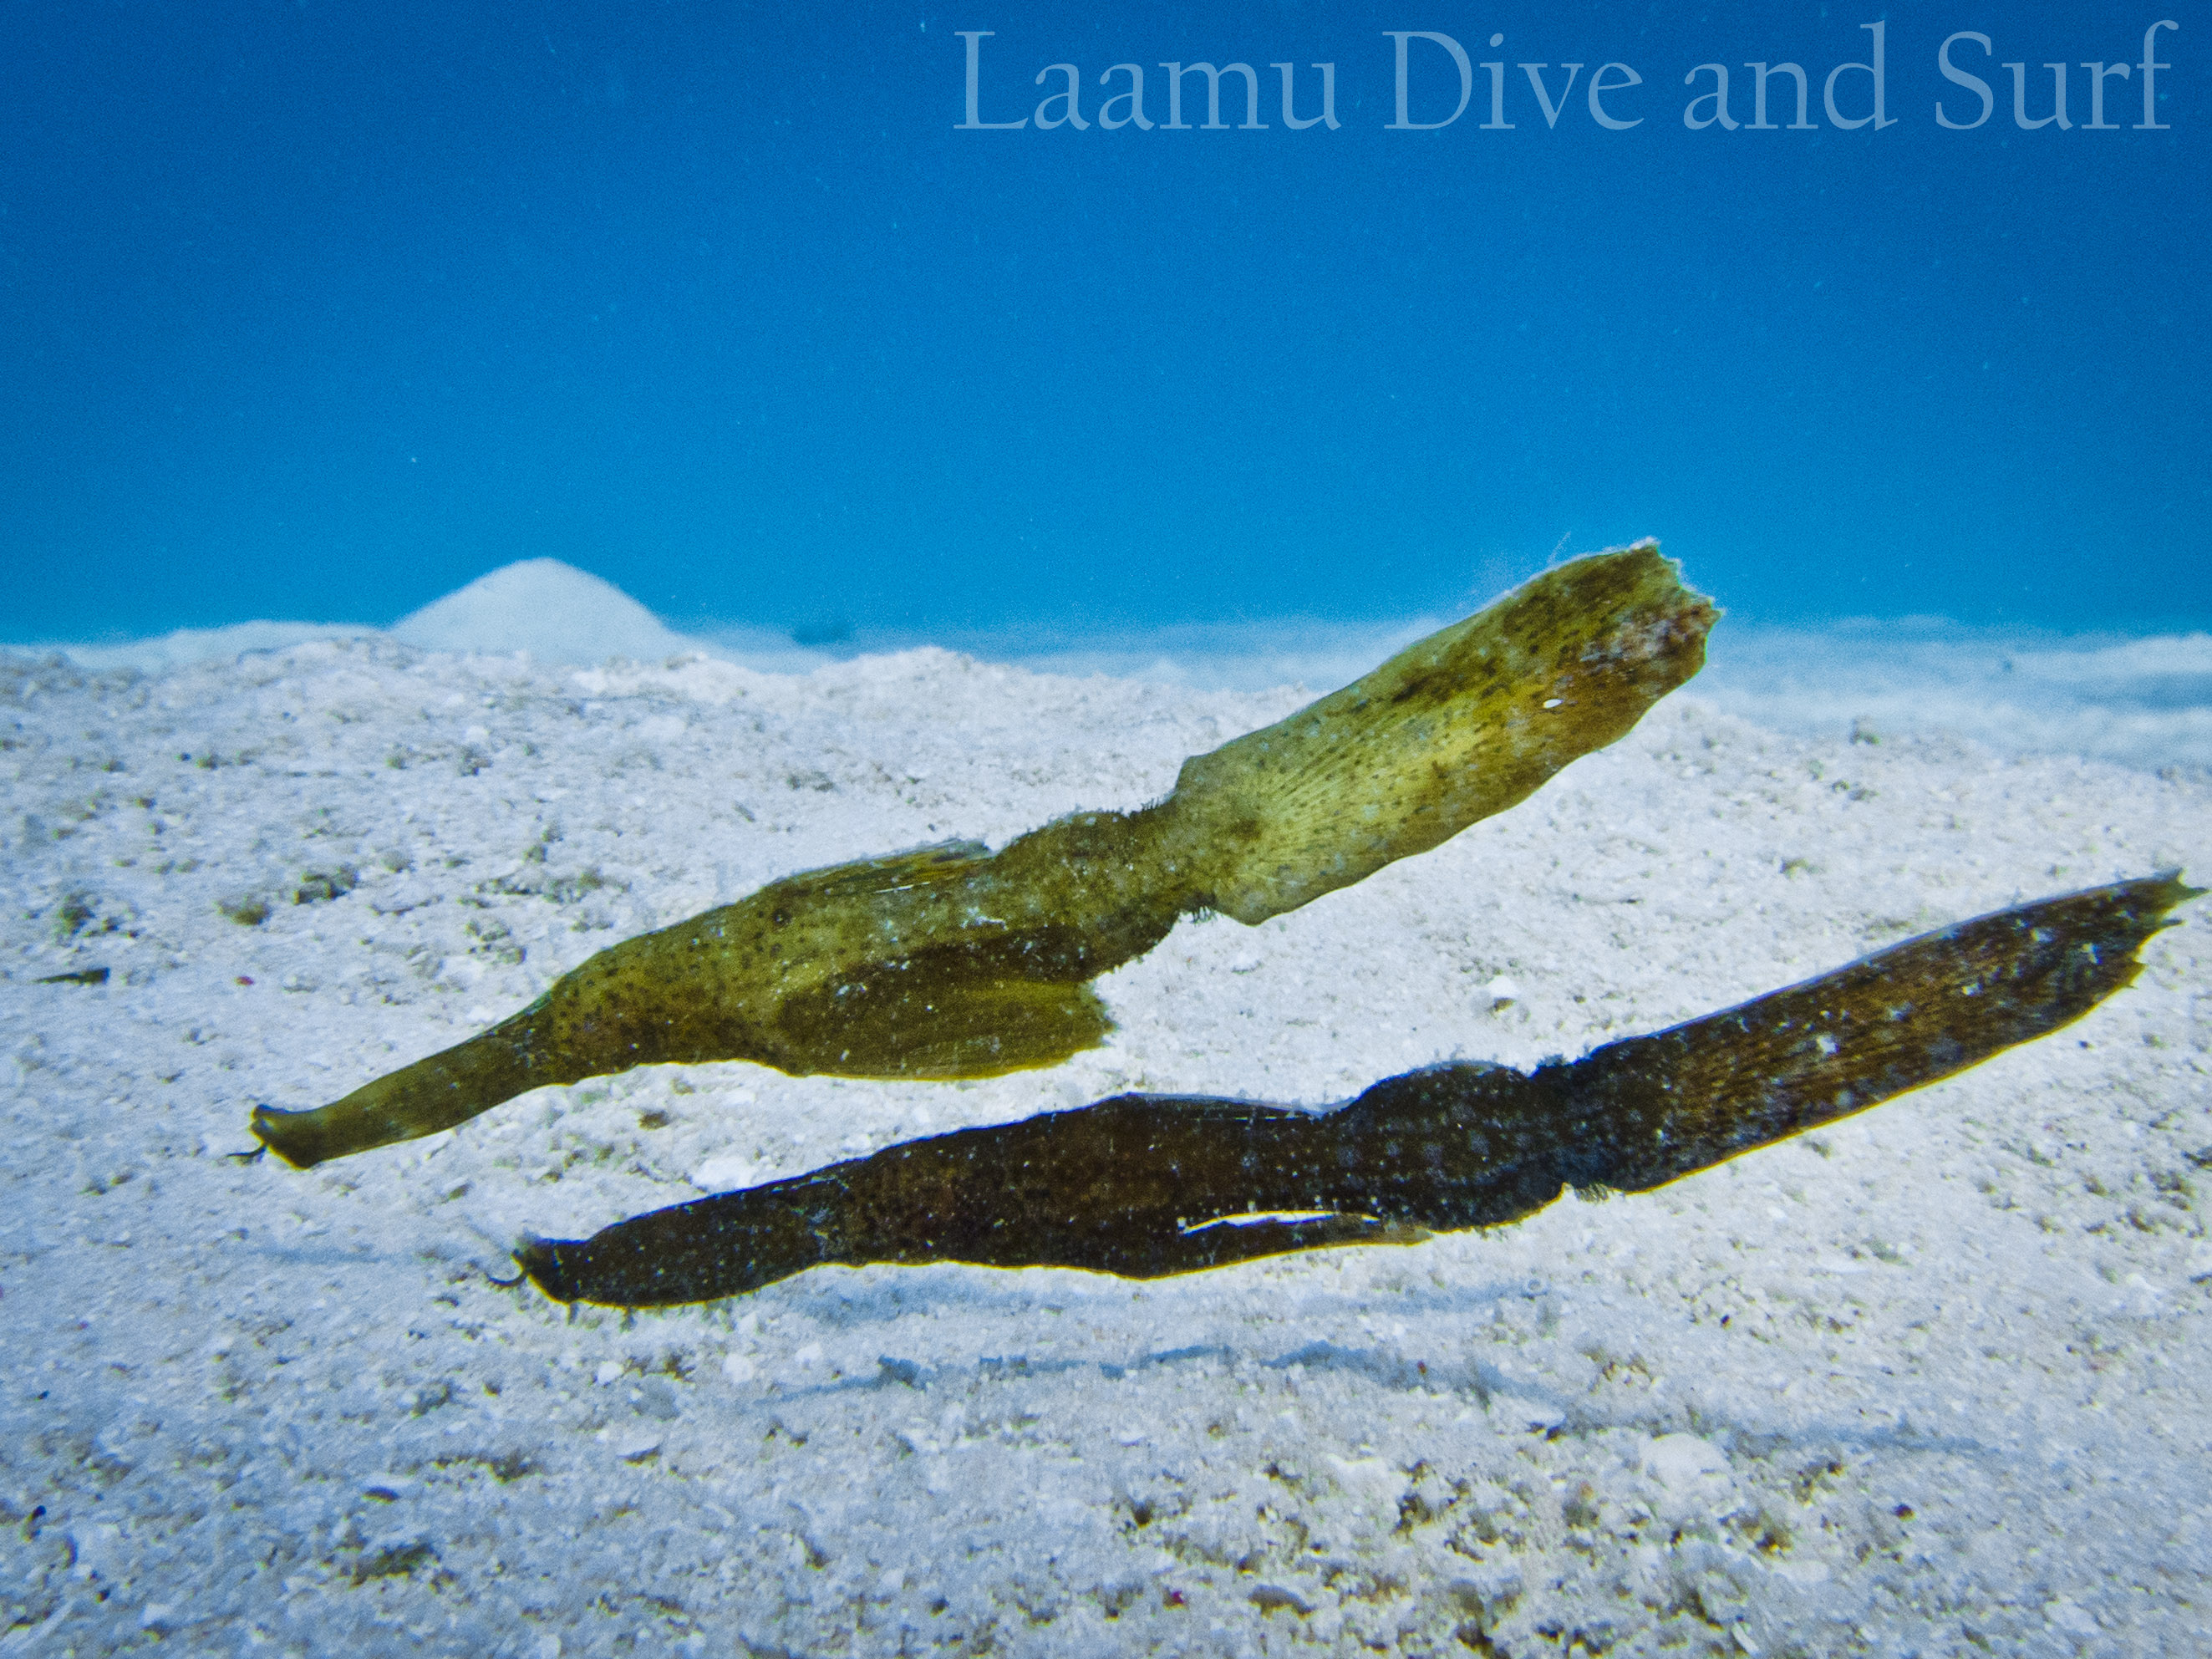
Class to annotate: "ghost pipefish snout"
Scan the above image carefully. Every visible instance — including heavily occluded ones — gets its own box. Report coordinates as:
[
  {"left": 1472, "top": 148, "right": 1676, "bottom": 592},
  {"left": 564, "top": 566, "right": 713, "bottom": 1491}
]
[
  {"left": 520, "top": 873, "right": 2195, "bottom": 1308},
  {"left": 251, "top": 541, "right": 1716, "bottom": 1168}
]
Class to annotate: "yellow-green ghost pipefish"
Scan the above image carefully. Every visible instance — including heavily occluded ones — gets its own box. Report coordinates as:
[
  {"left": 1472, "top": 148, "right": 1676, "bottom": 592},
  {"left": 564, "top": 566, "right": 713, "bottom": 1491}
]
[{"left": 251, "top": 541, "right": 1717, "bottom": 1168}]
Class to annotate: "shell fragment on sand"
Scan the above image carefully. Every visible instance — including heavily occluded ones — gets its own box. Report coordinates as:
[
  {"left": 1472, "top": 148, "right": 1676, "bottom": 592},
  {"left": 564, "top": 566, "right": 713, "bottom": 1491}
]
[
  {"left": 521, "top": 874, "right": 2196, "bottom": 1308},
  {"left": 252, "top": 542, "right": 1716, "bottom": 1168}
]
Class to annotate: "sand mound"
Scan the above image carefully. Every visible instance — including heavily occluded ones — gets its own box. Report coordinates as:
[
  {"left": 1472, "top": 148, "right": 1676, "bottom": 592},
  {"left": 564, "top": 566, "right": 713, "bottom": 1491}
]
[{"left": 389, "top": 560, "right": 699, "bottom": 664}]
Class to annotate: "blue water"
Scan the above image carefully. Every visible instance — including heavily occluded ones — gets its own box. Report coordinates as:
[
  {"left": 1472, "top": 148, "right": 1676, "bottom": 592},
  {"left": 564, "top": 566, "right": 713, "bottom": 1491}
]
[{"left": 2, "top": 2, "right": 2204, "bottom": 644}]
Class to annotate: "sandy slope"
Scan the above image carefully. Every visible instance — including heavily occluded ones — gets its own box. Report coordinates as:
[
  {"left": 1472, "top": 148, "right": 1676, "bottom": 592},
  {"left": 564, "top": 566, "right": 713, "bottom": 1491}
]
[{"left": 3, "top": 639, "right": 2208, "bottom": 1656}]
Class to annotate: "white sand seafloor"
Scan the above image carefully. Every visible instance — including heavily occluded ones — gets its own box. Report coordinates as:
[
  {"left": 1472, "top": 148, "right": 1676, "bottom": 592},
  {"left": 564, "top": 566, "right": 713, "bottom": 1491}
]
[{"left": 3, "top": 636, "right": 2209, "bottom": 1659}]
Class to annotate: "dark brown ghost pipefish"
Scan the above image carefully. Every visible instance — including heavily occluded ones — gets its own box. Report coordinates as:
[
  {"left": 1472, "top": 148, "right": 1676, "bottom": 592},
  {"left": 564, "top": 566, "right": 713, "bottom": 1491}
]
[
  {"left": 521, "top": 873, "right": 2195, "bottom": 1309},
  {"left": 252, "top": 542, "right": 1716, "bottom": 1168}
]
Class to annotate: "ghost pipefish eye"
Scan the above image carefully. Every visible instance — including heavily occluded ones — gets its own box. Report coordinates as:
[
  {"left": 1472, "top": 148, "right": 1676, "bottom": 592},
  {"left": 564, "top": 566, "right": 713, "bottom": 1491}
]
[
  {"left": 252, "top": 541, "right": 1716, "bottom": 1169},
  {"left": 518, "top": 873, "right": 2196, "bottom": 1310}
]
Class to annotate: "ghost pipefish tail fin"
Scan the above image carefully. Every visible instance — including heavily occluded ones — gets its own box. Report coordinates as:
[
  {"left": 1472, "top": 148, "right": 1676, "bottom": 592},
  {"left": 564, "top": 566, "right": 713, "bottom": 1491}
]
[
  {"left": 255, "top": 543, "right": 1715, "bottom": 1168},
  {"left": 520, "top": 873, "right": 2193, "bottom": 1308},
  {"left": 520, "top": 1168, "right": 852, "bottom": 1308},
  {"left": 252, "top": 1004, "right": 576, "bottom": 1171}
]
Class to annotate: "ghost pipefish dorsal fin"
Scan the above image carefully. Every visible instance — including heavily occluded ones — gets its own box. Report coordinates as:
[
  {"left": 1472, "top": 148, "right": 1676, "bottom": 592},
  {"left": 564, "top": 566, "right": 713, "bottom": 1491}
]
[
  {"left": 518, "top": 873, "right": 2193, "bottom": 1309},
  {"left": 251, "top": 543, "right": 1716, "bottom": 1169},
  {"left": 755, "top": 838, "right": 994, "bottom": 903}
]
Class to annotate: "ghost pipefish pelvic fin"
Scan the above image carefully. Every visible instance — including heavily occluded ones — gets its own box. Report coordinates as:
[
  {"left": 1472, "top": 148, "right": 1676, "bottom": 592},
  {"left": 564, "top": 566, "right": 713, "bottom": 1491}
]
[
  {"left": 520, "top": 873, "right": 2195, "bottom": 1309},
  {"left": 252, "top": 541, "right": 1716, "bottom": 1169}
]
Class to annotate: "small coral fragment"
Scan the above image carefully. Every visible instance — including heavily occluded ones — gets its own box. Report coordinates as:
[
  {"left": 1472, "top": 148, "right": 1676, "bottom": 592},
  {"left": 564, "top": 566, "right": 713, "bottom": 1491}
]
[
  {"left": 252, "top": 542, "right": 1714, "bottom": 1168},
  {"left": 521, "top": 873, "right": 2194, "bottom": 1308}
]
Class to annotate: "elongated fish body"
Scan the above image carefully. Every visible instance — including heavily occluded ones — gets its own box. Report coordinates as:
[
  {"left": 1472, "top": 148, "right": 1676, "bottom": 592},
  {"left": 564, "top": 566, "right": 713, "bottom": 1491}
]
[
  {"left": 253, "top": 825, "right": 1184, "bottom": 1167},
  {"left": 522, "top": 873, "right": 2195, "bottom": 1308},
  {"left": 252, "top": 541, "right": 1715, "bottom": 1168}
]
